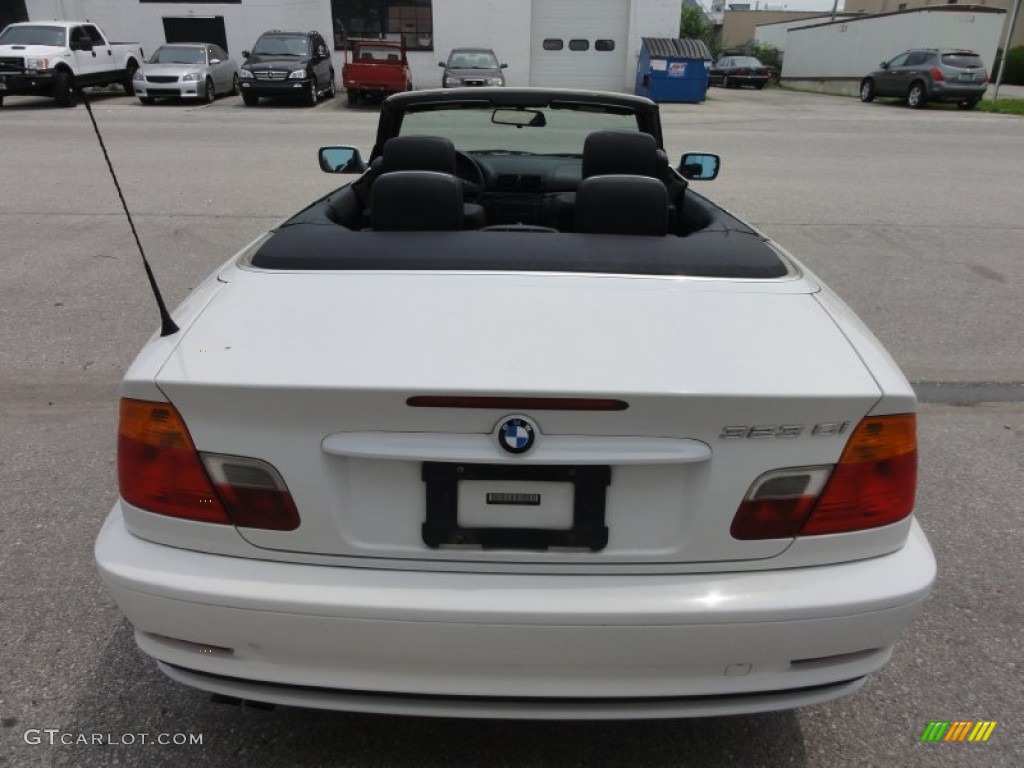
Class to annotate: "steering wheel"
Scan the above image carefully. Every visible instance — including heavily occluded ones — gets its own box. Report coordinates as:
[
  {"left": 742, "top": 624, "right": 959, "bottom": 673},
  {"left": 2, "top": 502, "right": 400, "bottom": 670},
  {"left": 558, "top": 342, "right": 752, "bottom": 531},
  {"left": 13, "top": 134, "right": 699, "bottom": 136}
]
[{"left": 454, "top": 150, "right": 486, "bottom": 202}]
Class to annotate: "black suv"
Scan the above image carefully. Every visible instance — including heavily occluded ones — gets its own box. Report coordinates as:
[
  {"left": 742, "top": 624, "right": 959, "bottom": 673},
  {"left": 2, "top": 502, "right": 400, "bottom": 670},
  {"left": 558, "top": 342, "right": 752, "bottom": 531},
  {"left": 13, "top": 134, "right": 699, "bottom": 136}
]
[
  {"left": 860, "top": 49, "right": 988, "bottom": 110},
  {"left": 239, "top": 30, "right": 334, "bottom": 106}
]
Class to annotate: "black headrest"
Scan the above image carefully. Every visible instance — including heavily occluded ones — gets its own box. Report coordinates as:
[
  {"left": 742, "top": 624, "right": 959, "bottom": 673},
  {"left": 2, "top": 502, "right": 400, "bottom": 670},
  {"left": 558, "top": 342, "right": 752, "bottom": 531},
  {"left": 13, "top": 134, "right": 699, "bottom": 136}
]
[
  {"left": 574, "top": 175, "right": 668, "bottom": 237},
  {"left": 371, "top": 171, "right": 465, "bottom": 231},
  {"left": 582, "top": 131, "right": 665, "bottom": 180},
  {"left": 380, "top": 136, "right": 457, "bottom": 175}
]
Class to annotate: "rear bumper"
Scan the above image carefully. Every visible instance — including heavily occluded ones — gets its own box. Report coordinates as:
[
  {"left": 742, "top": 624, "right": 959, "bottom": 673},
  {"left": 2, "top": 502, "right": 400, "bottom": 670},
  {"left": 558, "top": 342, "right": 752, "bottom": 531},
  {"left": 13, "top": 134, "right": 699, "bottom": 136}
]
[
  {"left": 95, "top": 504, "right": 934, "bottom": 718},
  {"left": 929, "top": 82, "right": 987, "bottom": 101}
]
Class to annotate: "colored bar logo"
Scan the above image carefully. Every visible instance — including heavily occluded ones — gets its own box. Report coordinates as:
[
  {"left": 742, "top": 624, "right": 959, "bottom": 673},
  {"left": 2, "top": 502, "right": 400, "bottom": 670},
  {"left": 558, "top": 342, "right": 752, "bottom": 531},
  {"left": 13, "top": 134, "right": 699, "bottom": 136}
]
[{"left": 920, "top": 721, "right": 997, "bottom": 742}]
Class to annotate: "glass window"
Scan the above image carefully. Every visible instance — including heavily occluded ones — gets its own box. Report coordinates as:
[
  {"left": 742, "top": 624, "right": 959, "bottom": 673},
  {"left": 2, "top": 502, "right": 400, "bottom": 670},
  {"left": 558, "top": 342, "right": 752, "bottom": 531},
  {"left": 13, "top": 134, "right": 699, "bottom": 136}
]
[
  {"left": 542, "top": 39, "right": 563, "bottom": 51},
  {"left": 0, "top": 24, "right": 65, "bottom": 46},
  {"left": 150, "top": 45, "right": 207, "bottom": 64},
  {"left": 568, "top": 39, "right": 589, "bottom": 52},
  {"left": 941, "top": 52, "right": 983, "bottom": 68},
  {"left": 595, "top": 39, "right": 615, "bottom": 52},
  {"left": 887, "top": 53, "right": 910, "bottom": 67},
  {"left": 83, "top": 24, "right": 106, "bottom": 44},
  {"left": 330, "top": 0, "right": 433, "bottom": 52},
  {"left": 252, "top": 34, "right": 310, "bottom": 57}
]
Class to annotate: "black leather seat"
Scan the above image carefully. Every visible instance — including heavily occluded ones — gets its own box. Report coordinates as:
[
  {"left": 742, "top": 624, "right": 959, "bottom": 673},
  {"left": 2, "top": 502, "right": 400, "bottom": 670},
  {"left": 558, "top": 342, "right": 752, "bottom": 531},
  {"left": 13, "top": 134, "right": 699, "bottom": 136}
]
[
  {"left": 370, "top": 171, "right": 466, "bottom": 231},
  {"left": 574, "top": 175, "right": 669, "bottom": 237},
  {"left": 581, "top": 131, "right": 668, "bottom": 180},
  {"left": 376, "top": 136, "right": 486, "bottom": 228},
  {"left": 553, "top": 130, "right": 679, "bottom": 232}
]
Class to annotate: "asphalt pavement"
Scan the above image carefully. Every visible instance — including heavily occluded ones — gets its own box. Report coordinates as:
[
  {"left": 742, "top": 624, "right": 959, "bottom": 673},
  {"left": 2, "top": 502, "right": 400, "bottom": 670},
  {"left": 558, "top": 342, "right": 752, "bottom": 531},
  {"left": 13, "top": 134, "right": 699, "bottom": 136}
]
[{"left": 0, "top": 86, "right": 1022, "bottom": 767}]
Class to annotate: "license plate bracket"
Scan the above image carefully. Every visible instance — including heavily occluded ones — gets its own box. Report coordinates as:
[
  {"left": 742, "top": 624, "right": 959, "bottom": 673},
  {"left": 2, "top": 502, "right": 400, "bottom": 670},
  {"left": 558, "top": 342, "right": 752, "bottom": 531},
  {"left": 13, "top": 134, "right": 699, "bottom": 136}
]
[{"left": 422, "top": 462, "right": 610, "bottom": 551}]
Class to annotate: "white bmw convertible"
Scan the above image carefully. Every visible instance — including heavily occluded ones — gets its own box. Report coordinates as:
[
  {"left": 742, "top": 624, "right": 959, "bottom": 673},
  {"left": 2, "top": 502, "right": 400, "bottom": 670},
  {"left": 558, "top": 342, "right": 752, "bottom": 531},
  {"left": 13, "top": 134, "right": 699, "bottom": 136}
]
[{"left": 96, "top": 88, "right": 935, "bottom": 719}]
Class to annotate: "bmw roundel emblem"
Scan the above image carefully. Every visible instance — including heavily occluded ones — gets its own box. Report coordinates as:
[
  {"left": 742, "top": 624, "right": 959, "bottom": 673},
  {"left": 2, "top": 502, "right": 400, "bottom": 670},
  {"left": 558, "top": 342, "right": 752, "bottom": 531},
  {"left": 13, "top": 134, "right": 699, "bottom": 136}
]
[{"left": 496, "top": 416, "right": 537, "bottom": 455}]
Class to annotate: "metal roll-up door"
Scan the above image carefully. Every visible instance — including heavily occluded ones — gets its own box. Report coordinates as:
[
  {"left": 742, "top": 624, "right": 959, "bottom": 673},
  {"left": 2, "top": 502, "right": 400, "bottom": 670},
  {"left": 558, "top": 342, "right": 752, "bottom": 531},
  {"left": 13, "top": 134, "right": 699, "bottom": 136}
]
[{"left": 530, "top": 0, "right": 629, "bottom": 91}]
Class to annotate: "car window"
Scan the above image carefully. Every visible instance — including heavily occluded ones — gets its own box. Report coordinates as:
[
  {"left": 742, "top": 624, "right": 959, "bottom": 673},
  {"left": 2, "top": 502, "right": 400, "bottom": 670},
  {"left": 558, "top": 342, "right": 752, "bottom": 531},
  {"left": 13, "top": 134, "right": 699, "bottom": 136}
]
[
  {"left": 83, "top": 25, "right": 106, "bottom": 45},
  {"left": 150, "top": 46, "right": 206, "bottom": 65},
  {"left": 905, "top": 52, "right": 931, "bottom": 66},
  {"left": 252, "top": 34, "right": 309, "bottom": 57},
  {"left": 887, "top": 53, "right": 911, "bottom": 68},
  {"left": 941, "top": 53, "right": 983, "bottom": 68},
  {"left": 358, "top": 45, "right": 403, "bottom": 61},
  {"left": 448, "top": 51, "right": 499, "bottom": 69},
  {"left": 731, "top": 57, "right": 763, "bottom": 68},
  {"left": 0, "top": 25, "right": 66, "bottom": 46}
]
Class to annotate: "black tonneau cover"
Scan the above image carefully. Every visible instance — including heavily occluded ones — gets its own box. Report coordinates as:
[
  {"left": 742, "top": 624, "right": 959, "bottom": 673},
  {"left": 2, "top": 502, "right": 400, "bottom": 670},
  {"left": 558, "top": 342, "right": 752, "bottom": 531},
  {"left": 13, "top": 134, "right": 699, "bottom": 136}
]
[{"left": 248, "top": 225, "right": 788, "bottom": 278}]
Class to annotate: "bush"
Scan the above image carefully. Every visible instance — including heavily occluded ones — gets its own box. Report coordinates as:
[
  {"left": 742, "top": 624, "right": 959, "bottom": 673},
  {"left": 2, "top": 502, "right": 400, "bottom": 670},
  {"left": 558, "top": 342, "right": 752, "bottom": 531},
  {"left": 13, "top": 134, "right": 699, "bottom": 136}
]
[{"left": 992, "top": 46, "right": 1024, "bottom": 86}]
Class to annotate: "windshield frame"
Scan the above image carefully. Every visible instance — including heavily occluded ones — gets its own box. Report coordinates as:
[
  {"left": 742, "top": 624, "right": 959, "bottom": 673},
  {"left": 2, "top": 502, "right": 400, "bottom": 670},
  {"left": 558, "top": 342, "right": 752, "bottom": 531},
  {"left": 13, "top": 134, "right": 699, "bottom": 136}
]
[{"left": 373, "top": 89, "right": 662, "bottom": 160}]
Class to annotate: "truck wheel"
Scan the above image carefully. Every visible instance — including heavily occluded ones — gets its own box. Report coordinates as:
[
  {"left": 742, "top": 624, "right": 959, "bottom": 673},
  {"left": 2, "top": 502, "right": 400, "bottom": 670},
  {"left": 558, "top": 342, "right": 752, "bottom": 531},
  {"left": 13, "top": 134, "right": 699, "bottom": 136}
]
[
  {"left": 53, "top": 70, "right": 77, "bottom": 107},
  {"left": 346, "top": 89, "right": 358, "bottom": 107},
  {"left": 242, "top": 93, "right": 259, "bottom": 106},
  {"left": 124, "top": 61, "right": 138, "bottom": 94}
]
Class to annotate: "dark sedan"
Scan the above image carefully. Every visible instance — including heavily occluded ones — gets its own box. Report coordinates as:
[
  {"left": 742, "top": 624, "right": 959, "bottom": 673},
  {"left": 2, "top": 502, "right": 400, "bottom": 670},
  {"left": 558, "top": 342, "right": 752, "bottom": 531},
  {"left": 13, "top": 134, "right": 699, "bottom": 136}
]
[{"left": 709, "top": 56, "right": 771, "bottom": 89}]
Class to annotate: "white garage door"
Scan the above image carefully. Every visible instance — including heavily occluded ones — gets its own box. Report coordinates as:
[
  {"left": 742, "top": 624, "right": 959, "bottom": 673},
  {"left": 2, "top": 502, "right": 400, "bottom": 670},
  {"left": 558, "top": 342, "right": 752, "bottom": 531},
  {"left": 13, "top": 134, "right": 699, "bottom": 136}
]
[{"left": 530, "top": 0, "right": 630, "bottom": 91}]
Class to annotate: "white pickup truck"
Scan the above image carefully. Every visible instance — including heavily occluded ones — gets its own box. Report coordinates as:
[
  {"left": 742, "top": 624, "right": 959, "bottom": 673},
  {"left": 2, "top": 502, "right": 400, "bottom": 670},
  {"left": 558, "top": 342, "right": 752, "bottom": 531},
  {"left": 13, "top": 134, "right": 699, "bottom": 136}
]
[{"left": 0, "top": 21, "right": 143, "bottom": 107}]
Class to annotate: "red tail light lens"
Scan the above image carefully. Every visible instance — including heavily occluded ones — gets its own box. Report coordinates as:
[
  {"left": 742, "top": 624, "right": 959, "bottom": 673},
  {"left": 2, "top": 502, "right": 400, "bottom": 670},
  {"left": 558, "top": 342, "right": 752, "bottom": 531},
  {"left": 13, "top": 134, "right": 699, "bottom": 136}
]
[
  {"left": 930, "top": 67, "right": 944, "bottom": 81},
  {"left": 118, "top": 398, "right": 229, "bottom": 524},
  {"left": 118, "top": 399, "right": 300, "bottom": 530},
  {"left": 730, "top": 414, "right": 917, "bottom": 540},
  {"left": 800, "top": 414, "right": 916, "bottom": 535},
  {"left": 201, "top": 454, "right": 300, "bottom": 531},
  {"left": 731, "top": 467, "right": 832, "bottom": 540}
]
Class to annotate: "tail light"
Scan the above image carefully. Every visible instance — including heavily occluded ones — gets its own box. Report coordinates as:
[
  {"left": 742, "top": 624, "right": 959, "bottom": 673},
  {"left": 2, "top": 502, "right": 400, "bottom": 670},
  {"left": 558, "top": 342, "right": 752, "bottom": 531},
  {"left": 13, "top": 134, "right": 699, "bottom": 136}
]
[
  {"left": 731, "top": 414, "right": 916, "bottom": 540},
  {"left": 118, "top": 398, "right": 300, "bottom": 530},
  {"left": 930, "top": 67, "right": 944, "bottom": 81}
]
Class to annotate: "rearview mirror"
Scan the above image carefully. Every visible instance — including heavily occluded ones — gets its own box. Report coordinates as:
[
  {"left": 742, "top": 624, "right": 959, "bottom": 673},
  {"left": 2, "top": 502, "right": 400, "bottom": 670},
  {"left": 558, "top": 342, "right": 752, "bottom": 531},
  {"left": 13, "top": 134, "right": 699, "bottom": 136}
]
[
  {"left": 318, "top": 146, "right": 366, "bottom": 174},
  {"left": 491, "top": 108, "right": 546, "bottom": 128},
  {"left": 679, "top": 152, "right": 721, "bottom": 181}
]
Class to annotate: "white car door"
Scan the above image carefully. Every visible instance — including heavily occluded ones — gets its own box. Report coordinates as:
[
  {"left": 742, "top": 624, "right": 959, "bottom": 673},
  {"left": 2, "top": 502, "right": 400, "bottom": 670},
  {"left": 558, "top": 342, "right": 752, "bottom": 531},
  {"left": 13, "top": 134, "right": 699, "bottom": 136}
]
[
  {"left": 69, "top": 26, "right": 102, "bottom": 77},
  {"left": 83, "top": 24, "right": 113, "bottom": 74}
]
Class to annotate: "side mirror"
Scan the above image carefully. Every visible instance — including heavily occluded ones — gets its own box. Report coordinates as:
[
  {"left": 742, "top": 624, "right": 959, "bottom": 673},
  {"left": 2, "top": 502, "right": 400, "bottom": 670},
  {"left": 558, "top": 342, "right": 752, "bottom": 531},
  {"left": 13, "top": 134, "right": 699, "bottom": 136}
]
[
  {"left": 242, "top": 50, "right": 251, "bottom": 59},
  {"left": 500, "top": 63, "right": 508, "bottom": 69},
  {"left": 318, "top": 46, "right": 327, "bottom": 57},
  {"left": 438, "top": 61, "right": 446, "bottom": 67},
  {"left": 880, "top": 61, "right": 889, "bottom": 69},
  {"left": 319, "top": 146, "right": 366, "bottom": 174},
  {"left": 678, "top": 152, "right": 721, "bottom": 181}
]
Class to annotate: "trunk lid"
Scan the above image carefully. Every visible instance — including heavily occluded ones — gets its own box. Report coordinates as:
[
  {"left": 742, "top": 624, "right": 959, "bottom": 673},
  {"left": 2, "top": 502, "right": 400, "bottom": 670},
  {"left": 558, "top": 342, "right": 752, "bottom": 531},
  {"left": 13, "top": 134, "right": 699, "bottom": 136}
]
[{"left": 155, "top": 270, "right": 881, "bottom": 568}]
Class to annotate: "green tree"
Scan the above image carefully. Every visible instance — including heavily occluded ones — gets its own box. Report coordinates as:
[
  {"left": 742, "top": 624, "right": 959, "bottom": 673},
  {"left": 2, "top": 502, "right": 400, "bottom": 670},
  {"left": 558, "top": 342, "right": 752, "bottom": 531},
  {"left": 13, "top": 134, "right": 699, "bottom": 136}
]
[{"left": 679, "top": 5, "right": 717, "bottom": 55}]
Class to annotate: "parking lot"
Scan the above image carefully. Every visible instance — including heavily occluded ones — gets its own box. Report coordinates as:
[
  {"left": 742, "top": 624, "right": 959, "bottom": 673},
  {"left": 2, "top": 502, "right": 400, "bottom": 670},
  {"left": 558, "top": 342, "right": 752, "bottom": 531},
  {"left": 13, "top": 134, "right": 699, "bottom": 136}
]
[{"left": 1, "top": 85, "right": 1022, "bottom": 767}]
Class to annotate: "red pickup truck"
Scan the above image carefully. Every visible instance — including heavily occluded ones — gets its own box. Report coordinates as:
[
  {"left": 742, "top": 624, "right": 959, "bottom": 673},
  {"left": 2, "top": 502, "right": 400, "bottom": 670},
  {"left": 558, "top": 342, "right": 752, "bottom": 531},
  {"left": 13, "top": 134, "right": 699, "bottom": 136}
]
[{"left": 342, "top": 41, "right": 411, "bottom": 106}]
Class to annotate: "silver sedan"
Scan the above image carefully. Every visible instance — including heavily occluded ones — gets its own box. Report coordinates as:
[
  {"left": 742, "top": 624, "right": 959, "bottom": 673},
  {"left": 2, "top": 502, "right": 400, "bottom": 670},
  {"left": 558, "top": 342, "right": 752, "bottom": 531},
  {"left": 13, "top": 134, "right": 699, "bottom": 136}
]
[{"left": 134, "top": 43, "right": 239, "bottom": 104}]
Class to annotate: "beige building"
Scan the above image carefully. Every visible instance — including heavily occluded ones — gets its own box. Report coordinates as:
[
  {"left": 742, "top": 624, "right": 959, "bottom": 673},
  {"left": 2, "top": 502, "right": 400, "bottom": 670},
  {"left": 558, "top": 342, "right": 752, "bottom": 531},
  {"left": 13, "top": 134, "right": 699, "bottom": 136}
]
[
  {"left": 845, "top": 0, "right": 1024, "bottom": 48},
  {"left": 719, "top": 10, "right": 832, "bottom": 48}
]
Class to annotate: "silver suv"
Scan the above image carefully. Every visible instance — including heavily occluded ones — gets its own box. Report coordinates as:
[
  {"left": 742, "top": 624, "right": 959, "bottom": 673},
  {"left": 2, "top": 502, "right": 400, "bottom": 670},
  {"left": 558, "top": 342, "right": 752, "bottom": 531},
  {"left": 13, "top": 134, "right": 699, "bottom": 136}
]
[{"left": 860, "top": 49, "right": 988, "bottom": 110}]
